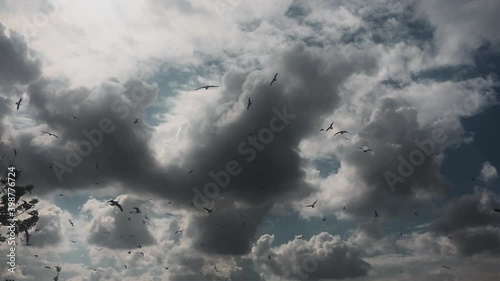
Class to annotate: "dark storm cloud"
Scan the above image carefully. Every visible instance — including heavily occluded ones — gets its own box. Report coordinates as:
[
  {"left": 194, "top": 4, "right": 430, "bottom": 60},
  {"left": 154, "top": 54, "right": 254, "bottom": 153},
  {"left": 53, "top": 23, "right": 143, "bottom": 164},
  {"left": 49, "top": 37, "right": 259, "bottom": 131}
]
[
  {"left": 429, "top": 190, "right": 500, "bottom": 256},
  {"left": 12, "top": 42, "right": 377, "bottom": 256},
  {"left": 0, "top": 23, "right": 41, "bottom": 87},
  {"left": 339, "top": 97, "right": 459, "bottom": 217}
]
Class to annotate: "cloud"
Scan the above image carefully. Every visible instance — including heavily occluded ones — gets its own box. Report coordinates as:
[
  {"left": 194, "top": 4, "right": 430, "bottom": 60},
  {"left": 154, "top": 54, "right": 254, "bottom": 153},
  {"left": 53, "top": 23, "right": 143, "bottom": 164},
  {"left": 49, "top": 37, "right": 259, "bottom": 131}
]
[
  {"left": 479, "top": 161, "right": 498, "bottom": 183},
  {"left": 252, "top": 232, "right": 372, "bottom": 280}
]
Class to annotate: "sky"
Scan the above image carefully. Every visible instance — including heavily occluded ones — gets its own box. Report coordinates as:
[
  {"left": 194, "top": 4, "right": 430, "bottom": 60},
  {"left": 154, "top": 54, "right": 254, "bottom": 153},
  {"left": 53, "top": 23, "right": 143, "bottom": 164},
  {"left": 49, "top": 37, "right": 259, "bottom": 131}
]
[{"left": 0, "top": 0, "right": 499, "bottom": 280}]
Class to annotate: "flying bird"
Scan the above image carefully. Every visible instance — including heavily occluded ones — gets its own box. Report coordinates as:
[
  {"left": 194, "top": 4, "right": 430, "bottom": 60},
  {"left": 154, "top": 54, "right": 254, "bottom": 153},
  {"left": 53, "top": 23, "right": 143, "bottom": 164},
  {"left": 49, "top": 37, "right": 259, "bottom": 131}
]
[
  {"left": 188, "top": 169, "right": 194, "bottom": 175},
  {"left": 203, "top": 206, "right": 215, "bottom": 214},
  {"left": 195, "top": 85, "right": 219, "bottom": 90},
  {"left": 107, "top": 200, "right": 123, "bottom": 212},
  {"left": 325, "top": 122, "right": 334, "bottom": 132},
  {"left": 69, "top": 114, "right": 79, "bottom": 120},
  {"left": 42, "top": 131, "right": 59, "bottom": 138},
  {"left": 127, "top": 251, "right": 131, "bottom": 254},
  {"left": 493, "top": 209, "right": 500, "bottom": 213},
  {"left": 270, "top": 73, "right": 278, "bottom": 86},
  {"left": 68, "top": 219, "right": 74, "bottom": 227},
  {"left": 358, "top": 147, "right": 373, "bottom": 153},
  {"left": 247, "top": 97, "right": 252, "bottom": 110},
  {"left": 45, "top": 266, "right": 51, "bottom": 269},
  {"left": 165, "top": 267, "right": 169, "bottom": 270},
  {"left": 441, "top": 266, "right": 451, "bottom": 270},
  {"left": 268, "top": 255, "right": 271, "bottom": 260},
  {"left": 15, "top": 97, "right": 22, "bottom": 110},
  {"left": 132, "top": 207, "right": 141, "bottom": 214},
  {"left": 374, "top": 210, "right": 379, "bottom": 217},
  {"left": 133, "top": 118, "right": 139, "bottom": 124},
  {"left": 305, "top": 200, "right": 317, "bottom": 208},
  {"left": 174, "top": 230, "right": 183, "bottom": 235},
  {"left": 333, "top": 130, "right": 350, "bottom": 137},
  {"left": 322, "top": 217, "right": 326, "bottom": 222},
  {"left": 448, "top": 236, "right": 453, "bottom": 240},
  {"left": 414, "top": 212, "right": 418, "bottom": 216},
  {"left": 137, "top": 245, "right": 142, "bottom": 249},
  {"left": 139, "top": 252, "right": 144, "bottom": 257}
]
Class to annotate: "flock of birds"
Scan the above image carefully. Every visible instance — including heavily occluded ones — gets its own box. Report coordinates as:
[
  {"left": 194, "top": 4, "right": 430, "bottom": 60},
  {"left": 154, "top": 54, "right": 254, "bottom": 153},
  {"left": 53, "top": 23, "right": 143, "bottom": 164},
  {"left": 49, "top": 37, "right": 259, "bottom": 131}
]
[{"left": 4, "top": 71, "right": 500, "bottom": 280}]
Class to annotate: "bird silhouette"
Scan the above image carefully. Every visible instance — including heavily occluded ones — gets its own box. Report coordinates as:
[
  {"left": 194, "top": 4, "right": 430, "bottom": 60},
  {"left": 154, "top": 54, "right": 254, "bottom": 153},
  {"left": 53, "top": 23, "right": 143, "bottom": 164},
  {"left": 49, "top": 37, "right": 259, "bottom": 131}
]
[
  {"left": 188, "top": 169, "right": 194, "bottom": 175},
  {"left": 107, "top": 200, "right": 123, "bottom": 212},
  {"left": 247, "top": 97, "right": 252, "bottom": 110},
  {"left": 305, "top": 200, "right": 317, "bottom": 208},
  {"left": 374, "top": 210, "right": 379, "bottom": 217},
  {"left": 358, "top": 146, "right": 373, "bottom": 153},
  {"left": 174, "top": 230, "right": 183, "bottom": 235},
  {"left": 137, "top": 245, "right": 142, "bottom": 249},
  {"left": 333, "top": 130, "right": 350, "bottom": 137},
  {"left": 42, "top": 131, "right": 59, "bottom": 138},
  {"left": 493, "top": 208, "right": 500, "bottom": 213},
  {"left": 322, "top": 217, "right": 326, "bottom": 221},
  {"left": 69, "top": 114, "right": 79, "bottom": 120},
  {"left": 325, "top": 122, "right": 334, "bottom": 132},
  {"left": 131, "top": 207, "right": 141, "bottom": 214},
  {"left": 15, "top": 97, "right": 22, "bottom": 110},
  {"left": 195, "top": 85, "right": 219, "bottom": 90},
  {"left": 270, "top": 73, "right": 278, "bottom": 86},
  {"left": 133, "top": 118, "right": 139, "bottom": 124},
  {"left": 203, "top": 205, "right": 215, "bottom": 214},
  {"left": 140, "top": 252, "right": 144, "bottom": 256},
  {"left": 448, "top": 236, "right": 453, "bottom": 240},
  {"left": 68, "top": 219, "right": 74, "bottom": 227},
  {"left": 441, "top": 266, "right": 451, "bottom": 270},
  {"left": 268, "top": 255, "right": 271, "bottom": 260},
  {"left": 414, "top": 212, "right": 418, "bottom": 216}
]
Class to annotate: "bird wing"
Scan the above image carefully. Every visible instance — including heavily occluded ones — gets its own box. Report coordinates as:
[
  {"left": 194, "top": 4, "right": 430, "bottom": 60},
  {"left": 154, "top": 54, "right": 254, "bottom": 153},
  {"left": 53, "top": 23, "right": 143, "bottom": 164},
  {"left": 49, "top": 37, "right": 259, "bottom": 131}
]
[
  {"left": 194, "top": 86, "right": 205, "bottom": 90},
  {"left": 274, "top": 73, "right": 278, "bottom": 79},
  {"left": 116, "top": 203, "right": 123, "bottom": 212},
  {"left": 207, "top": 85, "right": 219, "bottom": 88},
  {"left": 333, "top": 132, "right": 341, "bottom": 137},
  {"left": 312, "top": 200, "right": 317, "bottom": 205}
]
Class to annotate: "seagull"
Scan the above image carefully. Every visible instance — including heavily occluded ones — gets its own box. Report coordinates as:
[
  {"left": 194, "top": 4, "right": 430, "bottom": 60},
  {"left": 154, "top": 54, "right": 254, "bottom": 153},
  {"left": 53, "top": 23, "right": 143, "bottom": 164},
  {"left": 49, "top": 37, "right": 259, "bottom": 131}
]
[
  {"left": 203, "top": 206, "right": 215, "bottom": 214},
  {"left": 358, "top": 147, "right": 373, "bottom": 153},
  {"left": 174, "top": 230, "right": 183, "bottom": 235},
  {"left": 247, "top": 97, "right": 252, "bottom": 110},
  {"left": 374, "top": 210, "right": 379, "bottom": 217},
  {"left": 322, "top": 217, "right": 326, "bottom": 222},
  {"left": 270, "top": 73, "right": 278, "bottom": 86},
  {"left": 69, "top": 114, "right": 79, "bottom": 120},
  {"left": 68, "top": 219, "right": 74, "bottom": 227},
  {"left": 448, "top": 236, "right": 453, "bottom": 240},
  {"left": 441, "top": 266, "right": 451, "bottom": 270},
  {"left": 333, "top": 130, "right": 350, "bottom": 137},
  {"left": 195, "top": 85, "right": 219, "bottom": 91},
  {"left": 107, "top": 200, "right": 123, "bottom": 212},
  {"left": 45, "top": 266, "right": 51, "bottom": 269},
  {"left": 325, "top": 122, "right": 334, "bottom": 132},
  {"left": 305, "top": 200, "right": 317, "bottom": 208},
  {"left": 144, "top": 215, "right": 150, "bottom": 220},
  {"left": 132, "top": 207, "right": 141, "bottom": 214},
  {"left": 15, "top": 97, "right": 22, "bottom": 110},
  {"left": 42, "top": 131, "right": 59, "bottom": 138},
  {"left": 133, "top": 118, "right": 139, "bottom": 124},
  {"left": 188, "top": 169, "right": 194, "bottom": 175},
  {"left": 137, "top": 245, "right": 142, "bottom": 249}
]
